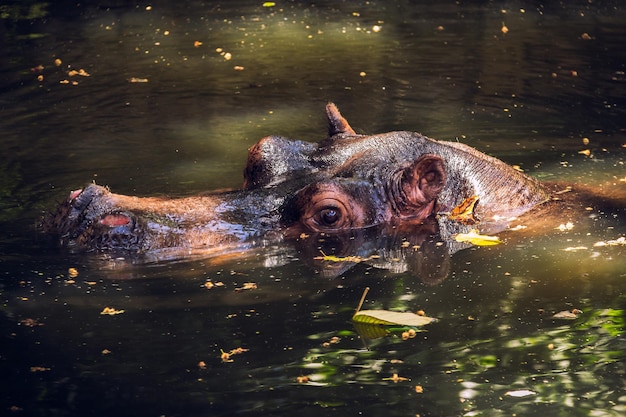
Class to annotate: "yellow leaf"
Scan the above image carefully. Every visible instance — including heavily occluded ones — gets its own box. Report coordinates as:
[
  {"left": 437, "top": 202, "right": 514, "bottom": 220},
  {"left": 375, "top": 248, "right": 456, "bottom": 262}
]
[
  {"left": 313, "top": 254, "right": 367, "bottom": 263},
  {"left": 454, "top": 229, "right": 501, "bottom": 246}
]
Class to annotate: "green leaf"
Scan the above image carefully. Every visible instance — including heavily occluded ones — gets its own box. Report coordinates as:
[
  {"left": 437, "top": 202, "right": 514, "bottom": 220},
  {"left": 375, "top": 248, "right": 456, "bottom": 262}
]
[
  {"left": 352, "top": 322, "right": 389, "bottom": 339},
  {"left": 352, "top": 310, "right": 436, "bottom": 327}
]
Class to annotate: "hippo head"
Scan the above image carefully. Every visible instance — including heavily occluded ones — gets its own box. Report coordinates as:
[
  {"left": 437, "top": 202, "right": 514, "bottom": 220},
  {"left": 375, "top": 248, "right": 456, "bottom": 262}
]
[
  {"left": 245, "top": 104, "right": 447, "bottom": 234},
  {"left": 43, "top": 103, "right": 548, "bottom": 261}
]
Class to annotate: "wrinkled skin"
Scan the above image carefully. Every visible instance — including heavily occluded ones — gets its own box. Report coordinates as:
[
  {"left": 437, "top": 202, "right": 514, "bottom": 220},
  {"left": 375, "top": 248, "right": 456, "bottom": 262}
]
[{"left": 43, "top": 103, "right": 551, "bottom": 264}]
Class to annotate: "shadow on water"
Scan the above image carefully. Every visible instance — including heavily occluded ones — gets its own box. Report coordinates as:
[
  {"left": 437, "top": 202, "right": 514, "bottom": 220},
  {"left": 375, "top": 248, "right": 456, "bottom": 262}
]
[{"left": 1, "top": 1, "right": 626, "bottom": 416}]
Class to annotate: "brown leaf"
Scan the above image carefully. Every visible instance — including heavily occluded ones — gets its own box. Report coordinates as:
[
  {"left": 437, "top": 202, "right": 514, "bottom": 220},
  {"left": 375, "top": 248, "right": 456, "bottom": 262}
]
[{"left": 448, "top": 196, "right": 480, "bottom": 225}]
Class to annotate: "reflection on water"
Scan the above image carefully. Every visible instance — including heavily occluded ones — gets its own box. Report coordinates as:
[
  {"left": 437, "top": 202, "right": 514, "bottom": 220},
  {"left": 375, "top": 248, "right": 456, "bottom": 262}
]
[{"left": 1, "top": 1, "right": 625, "bottom": 416}]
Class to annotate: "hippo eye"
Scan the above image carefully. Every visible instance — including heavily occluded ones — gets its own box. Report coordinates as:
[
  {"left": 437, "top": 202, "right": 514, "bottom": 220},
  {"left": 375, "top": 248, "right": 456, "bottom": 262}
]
[
  {"left": 317, "top": 207, "right": 342, "bottom": 227},
  {"left": 295, "top": 182, "right": 370, "bottom": 233},
  {"left": 307, "top": 200, "right": 350, "bottom": 231},
  {"left": 300, "top": 184, "right": 364, "bottom": 232}
]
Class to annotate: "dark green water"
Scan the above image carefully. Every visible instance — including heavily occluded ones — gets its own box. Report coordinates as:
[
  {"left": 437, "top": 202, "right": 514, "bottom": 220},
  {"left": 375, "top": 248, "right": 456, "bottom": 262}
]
[{"left": 1, "top": 1, "right": 625, "bottom": 416}]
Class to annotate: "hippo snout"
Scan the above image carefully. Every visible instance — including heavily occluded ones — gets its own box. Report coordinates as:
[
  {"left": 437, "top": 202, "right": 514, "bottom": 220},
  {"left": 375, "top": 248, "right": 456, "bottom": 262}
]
[{"left": 44, "top": 184, "right": 143, "bottom": 252}]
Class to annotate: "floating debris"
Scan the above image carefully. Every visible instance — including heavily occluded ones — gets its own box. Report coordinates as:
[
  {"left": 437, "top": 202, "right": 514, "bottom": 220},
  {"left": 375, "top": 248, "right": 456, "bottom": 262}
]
[
  {"left": 19, "top": 318, "right": 44, "bottom": 327},
  {"left": 552, "top": 309, "right": 582, "bottom": 320},
  {"left": 234, "top": 282, "right": 257, "bottom": 292},
  {"left": 505, "top": 389, "right": 536, "bottom": 398},
  {"left": 220, "top": 347, "right": 249, "bottom": 363},
  {"left": 594, "top": 237, "right": 625, "bottom": 247},
  {"left": 562, "top": 246, "right": 588, "bottom": 252},
  {"left": 100, "top": 307, "right": 125, "bottom": 315},
  {"left": 556, "top": 222, "right": 574, "bottom": 231},
  {"left": 68, "top": 69, "right": 90, "bottom": 77},
  {"left": 383, "top": 373, "right": 409, "bottom": 383}
]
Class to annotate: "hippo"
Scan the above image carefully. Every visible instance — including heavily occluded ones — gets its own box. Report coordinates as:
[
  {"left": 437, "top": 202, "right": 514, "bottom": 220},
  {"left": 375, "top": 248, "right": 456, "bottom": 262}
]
[{"left": 44, "top": 103, "right": 552, "bottom": 264}]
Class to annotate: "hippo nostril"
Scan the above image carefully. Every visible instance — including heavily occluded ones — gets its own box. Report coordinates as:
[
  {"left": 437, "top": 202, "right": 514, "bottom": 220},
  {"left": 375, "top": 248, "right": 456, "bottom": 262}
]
[
  {"left": 69, "top": 189, "right": 83, "bottom": 201},
  {"left": 100, "top": 213, "right": 132, "bottom": 227}
]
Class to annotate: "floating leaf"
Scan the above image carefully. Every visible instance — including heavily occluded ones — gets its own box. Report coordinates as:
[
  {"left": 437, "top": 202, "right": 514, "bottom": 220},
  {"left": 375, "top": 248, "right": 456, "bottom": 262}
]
[
  {"left": 353, "top": 322, "right": 389, "bottom": 339},
  {"left": 314, "top": 254, "right": 368, "bottom": 263},
  {"left": 552, "top": 310, "right": 581, "bottom": 320},
  {"left": 351, "top": 288, "right": 435, "bottom": 339},
  {"left": 448, "top": 195, "right": 480, "bottom": 225},
  {"left": 454, "top": 229, "right": 501, "bottom": 246},
  {"left": 352, "top": 310, "right": 436, "bottom": 327}
]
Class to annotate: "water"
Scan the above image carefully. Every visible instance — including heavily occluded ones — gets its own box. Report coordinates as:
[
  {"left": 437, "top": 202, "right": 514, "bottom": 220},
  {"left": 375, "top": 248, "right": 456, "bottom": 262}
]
[{"left": 1, "top": 1, "right": 625, "bottom": 416}]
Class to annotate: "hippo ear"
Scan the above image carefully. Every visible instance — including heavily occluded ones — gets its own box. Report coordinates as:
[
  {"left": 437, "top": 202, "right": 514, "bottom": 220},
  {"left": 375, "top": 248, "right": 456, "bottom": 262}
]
[
  {"left": 392, "top": 154, "right": 446, "bottom": 218},
  {"left": 326, "top": 103, "right": 356, "bottom": 137}
]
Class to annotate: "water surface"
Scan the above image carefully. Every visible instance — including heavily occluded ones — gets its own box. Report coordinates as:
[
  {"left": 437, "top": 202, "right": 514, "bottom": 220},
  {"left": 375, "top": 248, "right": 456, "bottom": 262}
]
[{"left": 1, "top": 1, "right": 625, "bottom": 416}]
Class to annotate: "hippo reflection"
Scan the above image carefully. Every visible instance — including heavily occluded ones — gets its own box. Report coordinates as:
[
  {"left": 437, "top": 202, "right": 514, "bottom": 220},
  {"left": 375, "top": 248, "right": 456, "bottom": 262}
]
[{"left": 44, "top": 103, "right": 551, "bottom": 274}]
